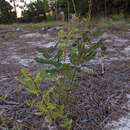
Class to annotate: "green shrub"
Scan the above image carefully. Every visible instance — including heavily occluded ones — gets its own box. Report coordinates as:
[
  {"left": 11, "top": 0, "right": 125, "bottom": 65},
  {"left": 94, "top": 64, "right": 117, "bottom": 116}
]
[
  {"left": 110, "top": 13, "right": 125, "bottom": 21},
  {"left": 0, "top": 0, "right": 16, "bottom": 24}
]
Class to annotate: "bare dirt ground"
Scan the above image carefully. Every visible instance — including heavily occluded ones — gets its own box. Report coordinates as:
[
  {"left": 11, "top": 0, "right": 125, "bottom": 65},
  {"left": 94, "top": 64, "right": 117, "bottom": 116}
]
[
  {"left": 0, "top": 27, "right": 59, "bottom": 130},
  {"left": 0, "top": 25, "right": 130, "bottom": 130},
  {"left": 73, "top": 27, "right": 130, "bottom": 130}
]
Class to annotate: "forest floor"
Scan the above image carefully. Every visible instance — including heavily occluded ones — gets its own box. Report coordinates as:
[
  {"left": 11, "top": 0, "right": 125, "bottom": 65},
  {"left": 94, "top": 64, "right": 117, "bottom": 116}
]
[{"left": 0, "top": 20, "right": 130, "bottom": 130}]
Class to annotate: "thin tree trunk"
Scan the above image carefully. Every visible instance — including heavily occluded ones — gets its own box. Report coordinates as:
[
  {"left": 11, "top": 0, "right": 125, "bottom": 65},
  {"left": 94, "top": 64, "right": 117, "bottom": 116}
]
[
  {"left": 67, "top": 0, "right": 70, "bottom": 21},
  {"left": 13, "top": 0, "right": 17, "bottom": 16},
  {"left": 43, "top": 0, "right": 47, "bottom": 21},
  {"left": 55, "top": 0, "right": 58, "bottom": 20},
  {"left": 104, "top": 0, "right": 107, "bottom": 17},
  {"left": 71, "top": 0, "right": 77, "bottom": 15}
]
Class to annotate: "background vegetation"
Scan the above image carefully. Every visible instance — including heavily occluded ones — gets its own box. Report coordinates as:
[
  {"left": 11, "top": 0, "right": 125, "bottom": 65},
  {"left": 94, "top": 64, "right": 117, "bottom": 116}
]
[{"left": 0, "top": 0, "right": 130, "bottom": 23}]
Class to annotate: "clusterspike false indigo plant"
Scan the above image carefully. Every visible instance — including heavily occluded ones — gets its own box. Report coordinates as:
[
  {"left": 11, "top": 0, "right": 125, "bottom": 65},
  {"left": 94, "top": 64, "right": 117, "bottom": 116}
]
[{"left": 17, "top": 17, "right": 103, "bottom": 130}]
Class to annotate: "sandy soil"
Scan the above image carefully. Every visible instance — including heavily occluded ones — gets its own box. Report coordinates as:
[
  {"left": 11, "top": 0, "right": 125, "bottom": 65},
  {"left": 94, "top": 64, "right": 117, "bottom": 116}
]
[{"left": 0, "top": 25, "right": 130, "bottom": 130}]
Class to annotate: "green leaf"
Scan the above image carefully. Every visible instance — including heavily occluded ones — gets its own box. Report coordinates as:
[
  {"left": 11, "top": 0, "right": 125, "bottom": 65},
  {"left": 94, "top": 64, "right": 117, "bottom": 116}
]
[
  {"left": 35, "top": 58, "right": 62, "bottom": 67},
  {"left": 37, "top": 47, "right": 57, "bottom": 59},
  {"left": 16, "top": 68, "right": 40, "bottom": 96},
  {"left": 58, "top": 30, "right": 67, "bottom": 39},
  {"left": 35, "top": 69, "right": 46, "bottom": 86},
  {"left": 61, "top": 117, "right": 73, "bottom": 130}
]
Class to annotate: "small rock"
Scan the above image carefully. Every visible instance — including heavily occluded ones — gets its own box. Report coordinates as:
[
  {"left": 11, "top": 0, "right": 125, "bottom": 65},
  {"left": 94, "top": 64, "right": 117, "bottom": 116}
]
[{"left": 16, "top": 28, "right": 22, "bottom": 32}]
